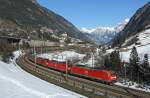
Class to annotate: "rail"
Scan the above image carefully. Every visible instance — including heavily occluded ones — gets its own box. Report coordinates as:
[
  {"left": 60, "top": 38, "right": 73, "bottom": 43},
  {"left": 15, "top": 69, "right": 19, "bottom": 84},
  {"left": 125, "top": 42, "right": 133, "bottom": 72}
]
[{"left": 16, "top": 54, "right": 150, "bottom": 98}]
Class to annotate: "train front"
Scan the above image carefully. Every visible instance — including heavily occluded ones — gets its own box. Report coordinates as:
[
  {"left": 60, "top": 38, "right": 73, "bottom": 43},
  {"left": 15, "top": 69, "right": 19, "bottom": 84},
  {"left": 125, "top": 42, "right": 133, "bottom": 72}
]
[{"left": 109, "top": 71, "right": 117, "bottom": 83}]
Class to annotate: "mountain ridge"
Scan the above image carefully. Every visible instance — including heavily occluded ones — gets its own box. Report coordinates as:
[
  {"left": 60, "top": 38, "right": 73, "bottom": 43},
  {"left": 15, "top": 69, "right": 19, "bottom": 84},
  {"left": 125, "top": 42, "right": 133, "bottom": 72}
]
[
  {"left": 0, "top": 0, "right": 88, "bottom": 42},
  {"left": 112, "top": 1, "right": 150, "bottom": 47}
]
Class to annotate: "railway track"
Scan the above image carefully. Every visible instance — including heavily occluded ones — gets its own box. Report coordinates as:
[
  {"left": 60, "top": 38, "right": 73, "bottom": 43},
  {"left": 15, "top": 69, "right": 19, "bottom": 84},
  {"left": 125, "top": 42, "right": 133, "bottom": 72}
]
[{"left": 16, "top": 54, "right": 150, "bottom": 98}]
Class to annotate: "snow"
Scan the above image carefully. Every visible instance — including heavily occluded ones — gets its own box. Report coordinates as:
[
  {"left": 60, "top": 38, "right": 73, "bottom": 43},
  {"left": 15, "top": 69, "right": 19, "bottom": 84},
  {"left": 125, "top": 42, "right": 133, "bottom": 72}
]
[
  {"left": 0, "top": 51, "right": 86, "bottom": 98},
  {"left": 81, "top": 27, "right": 115, "bottom": 34},
  {"left": 84, "top": 57, "right": 95, "bottom": 67},
  {"left": 38, "top": 51, "right": 85, "bottom": 62},
  {"left": 38, "top": 51, "right": 98, "bottom": 67},
  {"left": 137, "top": 29, "right": 150, "bottom": 45},
  {"left": 106, "top": 49, "right": 114, "bottom": 54},
  {"left": 115, "top": 81, "right": 150, "bottom": 93},
  {"left": 120, "top": 29, "right": 150, "bottom": 63},
  {"left": 124, "top": 18, "right": 130, "bottom": 23},
  {"left": 80, "top": 27, "right": 96, "bottom": 33}
]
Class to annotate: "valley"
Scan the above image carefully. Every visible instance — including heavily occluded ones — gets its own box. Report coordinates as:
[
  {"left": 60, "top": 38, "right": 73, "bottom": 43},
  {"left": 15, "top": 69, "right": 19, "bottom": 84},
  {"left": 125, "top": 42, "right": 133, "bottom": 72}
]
[{"left": 0, "top": 0, "right": 150, "bottom": 98}]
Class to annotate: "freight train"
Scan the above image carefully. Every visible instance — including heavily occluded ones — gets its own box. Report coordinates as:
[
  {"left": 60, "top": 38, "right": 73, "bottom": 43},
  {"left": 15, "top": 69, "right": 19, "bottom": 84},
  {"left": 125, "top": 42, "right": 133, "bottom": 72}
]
[{"left": 29, "top": 56, "right": 117, "bottom": 84}]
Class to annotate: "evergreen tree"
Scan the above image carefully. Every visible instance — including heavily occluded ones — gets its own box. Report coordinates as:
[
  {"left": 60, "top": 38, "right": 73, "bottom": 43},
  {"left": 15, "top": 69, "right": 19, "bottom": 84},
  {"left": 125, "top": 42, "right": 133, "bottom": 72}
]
[
  {"left": 109, "top": 50, "right": 121, "bottom": 74},
  {"left": 0, "top": 39, "right": 16, "bottom": 63},
  {"left": 104, "top": 55, "right": 111, "bottom": 68},
  {"left": 129, "top": 46, "right": 139, "bottom": 81},
  {"left": 143, "top": 54, "right": 149, "bottom": 70}
]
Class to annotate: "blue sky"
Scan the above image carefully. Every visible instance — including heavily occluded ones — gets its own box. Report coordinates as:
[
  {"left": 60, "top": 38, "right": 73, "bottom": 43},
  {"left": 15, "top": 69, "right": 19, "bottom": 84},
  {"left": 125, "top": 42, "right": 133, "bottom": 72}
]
[{"left": 37, "top": 0, "right": 149, "bottom": 28}]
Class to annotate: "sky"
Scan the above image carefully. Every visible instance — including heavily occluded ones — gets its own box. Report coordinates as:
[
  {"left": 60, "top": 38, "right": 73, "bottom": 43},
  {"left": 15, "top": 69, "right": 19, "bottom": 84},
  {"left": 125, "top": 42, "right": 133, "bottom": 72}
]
[{"left": 37, "top": 0, "right": 149, "bottom": 28}]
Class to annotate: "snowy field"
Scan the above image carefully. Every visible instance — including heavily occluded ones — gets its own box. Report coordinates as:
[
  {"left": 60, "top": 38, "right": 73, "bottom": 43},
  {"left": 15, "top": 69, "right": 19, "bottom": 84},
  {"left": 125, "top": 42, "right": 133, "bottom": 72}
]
[{"left": 0, "top": 51, "right": 86, "bottom": 98}]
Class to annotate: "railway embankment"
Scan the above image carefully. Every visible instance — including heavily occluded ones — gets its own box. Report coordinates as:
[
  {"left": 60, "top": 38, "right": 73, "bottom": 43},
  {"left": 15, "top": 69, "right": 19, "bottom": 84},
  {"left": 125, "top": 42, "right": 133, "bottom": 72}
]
[{"left": 16, "top": 54, "right": 150, "bottom": 98}]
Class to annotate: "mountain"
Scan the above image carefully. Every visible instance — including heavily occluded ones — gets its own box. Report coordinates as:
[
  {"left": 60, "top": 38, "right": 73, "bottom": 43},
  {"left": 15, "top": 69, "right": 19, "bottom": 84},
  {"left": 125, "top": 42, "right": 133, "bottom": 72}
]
[
  {"left": 81, "top": 19, "right": 129, "bottom": 44},
  {"left": 112, "top": 1, "right": 150, "bottom": 47},
  {"left": 0, "top": 0, "right": 87, "bottom": 42}
]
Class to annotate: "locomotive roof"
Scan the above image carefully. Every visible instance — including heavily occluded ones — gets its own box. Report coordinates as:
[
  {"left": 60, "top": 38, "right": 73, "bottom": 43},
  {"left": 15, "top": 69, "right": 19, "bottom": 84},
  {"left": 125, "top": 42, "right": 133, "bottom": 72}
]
[{"left": 75, "top": 64, "right": 105, "bottom": 70}]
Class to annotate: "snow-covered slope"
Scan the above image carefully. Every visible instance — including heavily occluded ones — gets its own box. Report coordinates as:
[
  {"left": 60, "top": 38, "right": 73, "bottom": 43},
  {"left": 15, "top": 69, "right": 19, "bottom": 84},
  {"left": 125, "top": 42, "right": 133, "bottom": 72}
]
[
  {"left": 106, "top": 29, "right": 150, "bottom": 92},
  {"left": 0, "top": 51, "right": 86, "bottom": 98},
  {"left": 81, "top": 18, "right": 129, "bottom": 44},
  {"left": 119, "top": 29, "right": 150, "bottom": 63}
]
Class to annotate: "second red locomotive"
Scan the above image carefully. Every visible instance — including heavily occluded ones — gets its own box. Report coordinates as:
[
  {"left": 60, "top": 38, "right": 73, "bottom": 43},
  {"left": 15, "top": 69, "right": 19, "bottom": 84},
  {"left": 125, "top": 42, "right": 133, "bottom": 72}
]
[{"left": 31, "top": 56, "right": 117, "bottom": 84}]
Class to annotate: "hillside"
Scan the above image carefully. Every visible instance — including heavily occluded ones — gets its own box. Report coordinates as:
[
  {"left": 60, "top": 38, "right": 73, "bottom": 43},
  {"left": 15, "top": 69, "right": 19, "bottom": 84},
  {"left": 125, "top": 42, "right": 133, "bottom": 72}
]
[
  {"left": 110, "top": 1, "right": 150, "bottom": 61},
  {"left": 112, "top": 2, "right": 150, "bottom": 47},
  {"left": 119, "top": 29, "right": 150, "bottom": 62},
  {"left": 0, "top": 0, "right": 87, "bottom": 41}
]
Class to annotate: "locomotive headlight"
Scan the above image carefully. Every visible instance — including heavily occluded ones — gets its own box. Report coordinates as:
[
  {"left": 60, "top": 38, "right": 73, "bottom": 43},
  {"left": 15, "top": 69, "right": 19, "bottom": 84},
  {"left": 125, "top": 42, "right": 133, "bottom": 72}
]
[
  {"left": 111, "top": 76, "right": 117, "bottom": 80},
  {"left": 113, "top": 76, "right": 117, "bottom": 79}
]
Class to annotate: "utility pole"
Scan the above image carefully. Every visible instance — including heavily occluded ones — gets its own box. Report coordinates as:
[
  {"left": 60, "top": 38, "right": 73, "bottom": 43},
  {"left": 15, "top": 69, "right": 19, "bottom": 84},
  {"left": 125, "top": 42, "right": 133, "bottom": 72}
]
[
  {"left": 34, "top": 40, "right": 36, "bottom": 64},
  {"left": 91, "top": 52, "right": 94, "bottom": 67},
  {"left": 18, "top": 41, "right": 21, "bottom": 56},
  {"left": 138, "top": 71, "right": 140, "bottom": 86},
  {"left": 66, "top": 60, "right": 68, "bottom": 79},
  {"left": 124, "top": 63, "right": 127, "bottom": 84},
  {"left": 41, "top": 31, "right": 43, "bottom": 54},
  {"left": 137, "top": 61, "right": 140, "bottom": 86}
]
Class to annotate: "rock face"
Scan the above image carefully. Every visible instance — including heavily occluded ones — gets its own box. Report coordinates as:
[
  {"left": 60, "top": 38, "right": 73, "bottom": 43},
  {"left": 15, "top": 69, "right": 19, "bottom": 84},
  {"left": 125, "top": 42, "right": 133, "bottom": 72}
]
[
  {"left": 0, "top": 0, "right": 87, "bottom": 41},
  {"left": 112, "top": 2, "right": 150, "bottom": 47}
]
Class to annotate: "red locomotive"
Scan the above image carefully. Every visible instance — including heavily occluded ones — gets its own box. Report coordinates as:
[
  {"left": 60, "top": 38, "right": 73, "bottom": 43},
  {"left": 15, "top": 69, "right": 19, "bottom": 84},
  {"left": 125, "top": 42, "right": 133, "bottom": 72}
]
[
  {"left": 70, "top": 65, "right": 116, "bottom": 83},
  {"left": 30, "top": 56, "right": 117, "bottom": 84}
]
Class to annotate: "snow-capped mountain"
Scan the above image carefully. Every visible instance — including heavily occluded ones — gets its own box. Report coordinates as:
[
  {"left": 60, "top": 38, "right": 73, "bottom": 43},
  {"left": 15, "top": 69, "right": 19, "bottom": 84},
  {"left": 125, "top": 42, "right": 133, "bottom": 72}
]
[{"left": 81, "top": 18, "right": 129, "bottom": 44}]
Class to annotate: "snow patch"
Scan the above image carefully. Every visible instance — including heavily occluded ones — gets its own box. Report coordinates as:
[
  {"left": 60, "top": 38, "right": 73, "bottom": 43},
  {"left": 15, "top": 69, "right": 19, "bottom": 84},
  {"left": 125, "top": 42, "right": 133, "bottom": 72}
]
[
  {"left": 0, "top": 51, "right": 86, "bottom": 98},
  {"left": 38, "top": 51, "right": 85, "bottom": 62},
  {"left": 115, "top": 81, "right": 150, "bottom": 93}
]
